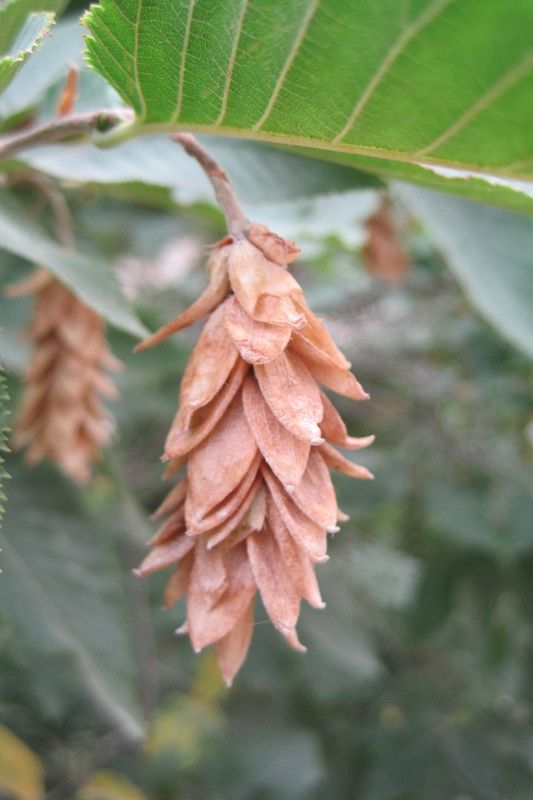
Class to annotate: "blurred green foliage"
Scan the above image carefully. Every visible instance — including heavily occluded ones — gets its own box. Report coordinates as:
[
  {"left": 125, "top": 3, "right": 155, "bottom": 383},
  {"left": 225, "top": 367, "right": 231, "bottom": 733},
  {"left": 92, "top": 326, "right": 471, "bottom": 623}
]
[
  {"left": 0, "top": 3, "right": 532, "bottom": 800},
  {"left": 1, "top": 182, "right": 532, "bottom": 798}
]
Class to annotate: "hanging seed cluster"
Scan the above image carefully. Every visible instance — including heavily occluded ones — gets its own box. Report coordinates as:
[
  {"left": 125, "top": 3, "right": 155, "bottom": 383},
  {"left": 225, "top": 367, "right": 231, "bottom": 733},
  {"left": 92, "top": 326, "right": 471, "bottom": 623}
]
[
  {"left": 12, "top": 272, "right": 121, "bottom": 484},
  {"left": 135, "top": 225, "right": 374, "bottom": 685}
]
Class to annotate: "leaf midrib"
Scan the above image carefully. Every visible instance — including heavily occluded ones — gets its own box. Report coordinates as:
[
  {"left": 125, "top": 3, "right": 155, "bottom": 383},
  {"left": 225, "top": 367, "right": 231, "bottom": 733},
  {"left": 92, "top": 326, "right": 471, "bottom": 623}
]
[{"left": 107, "top": 120, "right": 533, "bottom": 182}]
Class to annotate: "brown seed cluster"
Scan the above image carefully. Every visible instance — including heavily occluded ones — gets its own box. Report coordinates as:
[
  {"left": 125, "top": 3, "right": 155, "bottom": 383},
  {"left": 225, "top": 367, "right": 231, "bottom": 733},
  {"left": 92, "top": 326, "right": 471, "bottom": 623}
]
[
  {"left": 363, "top": 196, "right": 410, "bottom": 285},
  {"left": 11, "top": 272, "right": 120, "bottom": 484},
  {"left": 136, "top": 228, "right": 374, "bottom": 685}
]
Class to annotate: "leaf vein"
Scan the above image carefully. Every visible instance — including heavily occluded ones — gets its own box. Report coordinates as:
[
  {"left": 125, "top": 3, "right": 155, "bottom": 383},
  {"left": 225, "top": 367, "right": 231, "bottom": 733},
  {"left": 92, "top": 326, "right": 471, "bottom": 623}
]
[
  {"left": 215, "top": 0, "right": 249, "bottom": 126},
  {"left": 171, "top": 0, "right": 197, "bottom": 124},
  {"left": 89, "top": 36, "right": 136, "bottom": 94},
  {"left": 133, "top": 0, "right": 147, "bottom": 120},
  {"left": 332, "top": 0, "right": 456, "bottom": 143},
  {"left": 416, "top": 50, "right": 533, "bottom": 156},
  {"left": 96, "top": 18, "right": 135, "bottom": 66},
  {"left": 251, "top": 0, "right": 321, "bottom": 132}
]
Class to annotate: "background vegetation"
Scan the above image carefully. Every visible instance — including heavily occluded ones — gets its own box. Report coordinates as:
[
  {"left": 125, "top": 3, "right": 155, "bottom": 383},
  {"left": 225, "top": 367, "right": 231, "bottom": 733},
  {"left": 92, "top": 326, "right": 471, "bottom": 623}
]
[{"left": 0, "top": 1, "right": 532, "bottom": 798}]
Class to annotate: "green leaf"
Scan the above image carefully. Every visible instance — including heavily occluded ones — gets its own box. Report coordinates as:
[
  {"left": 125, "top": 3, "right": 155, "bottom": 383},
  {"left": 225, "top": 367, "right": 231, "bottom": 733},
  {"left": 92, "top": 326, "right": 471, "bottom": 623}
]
[
  {"left": 0, "top": 192, "right": 147, "bottom": 338},
  {"left": 145, "top": 690, "right": 223, "bottom": 771},
  {"left": 2, "top": 18, "right": 380, "bottom": 204},
  {"left": 0, "top": 0, "right": 68, "bottom": 97},
  {"left": 397, "top": 186, "right": 533, "bottom": 359},
  {"left": 0, "top": 0, "right": 65, "bottom": 51},
  {"left": 78, "top": 771, "right": 148, "bottom": 800},
  {"left": 0, "top": 10, "right": 382, "bottom": 204},
  {"left": 0, "top": 462, "right": 144, "bottom": 740},
  {"left": 84, "top": 0, "right": 533, "bottom": 208},
  {"left": 0, "top": 17, "right": 87, "bottom": 119},
  {"left": 0, "top": 723, "right": 44, "bottom": 800},
  {"left": 0, "top": 12, "right": 54, "bottom": 95}
]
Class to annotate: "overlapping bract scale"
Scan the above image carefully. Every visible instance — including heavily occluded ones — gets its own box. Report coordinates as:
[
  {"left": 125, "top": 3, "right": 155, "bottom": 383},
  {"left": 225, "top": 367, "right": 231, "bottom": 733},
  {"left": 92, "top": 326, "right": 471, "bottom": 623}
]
[
  {"left": 11, "top": 274, "right": 120, "bottom": 484},
  {"left": 136, "top": 230, "right": 373, "bottom": 685}
]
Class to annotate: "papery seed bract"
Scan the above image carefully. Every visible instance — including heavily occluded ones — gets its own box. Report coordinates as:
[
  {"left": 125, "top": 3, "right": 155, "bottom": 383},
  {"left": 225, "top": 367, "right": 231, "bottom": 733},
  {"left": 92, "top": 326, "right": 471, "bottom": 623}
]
[
  {"left": 136, "top": 227, "right": 373, "bottom": 684},
  {"left": 11, "top": 275, "right": 120, "bottom": 484},
  {"left": 228, "top": 239, "right": 305, "bottom": 327}
]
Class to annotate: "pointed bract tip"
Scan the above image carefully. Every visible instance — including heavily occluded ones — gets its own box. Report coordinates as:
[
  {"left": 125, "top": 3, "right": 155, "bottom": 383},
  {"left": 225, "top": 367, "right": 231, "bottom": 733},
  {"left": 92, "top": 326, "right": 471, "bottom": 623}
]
[
  {"left": 206, "top": 234, "right": 234, "bottom": 250},
  {"left": 344, "top": 434, "right": 375, "bottom": 449},
  {"left": 247, "top": 222, "right": 301, "bottom": 265},
  {"left": 284, "top": 628, "right": 308, "bottom": 653},
  {"left": 222, "top": 673, "right": 234, "bottom": 688}
]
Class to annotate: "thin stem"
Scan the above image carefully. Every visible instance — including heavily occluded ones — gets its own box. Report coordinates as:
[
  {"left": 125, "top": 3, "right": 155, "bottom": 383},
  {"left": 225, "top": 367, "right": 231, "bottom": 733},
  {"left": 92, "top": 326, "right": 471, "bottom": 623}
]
[
  {"left": 3, "top": 172, "right": 76, "bottom": 298},
  {"left": 0, "top": 119, "right": 249, "bottom": 236},
  {"left": 0, "top": 109, "right": 133, "bottom": 162},
  {"left": 172, "top": 132, "right": 248, "bottom": 236},
  {"left": 8, "top": 171, "right": 75, "bottom": 249}
]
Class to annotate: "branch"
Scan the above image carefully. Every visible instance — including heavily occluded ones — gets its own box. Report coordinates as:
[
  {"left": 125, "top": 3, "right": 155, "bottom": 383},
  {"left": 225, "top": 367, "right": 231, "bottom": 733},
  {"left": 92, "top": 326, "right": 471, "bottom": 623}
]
[
  {"left": 172, "top": 133, "right": 248, "bottom": 236},
  {"left": 0, "top": 116, "right": 248, "bottom": 241},
  {"left": 0, "top": 108, "right": 134, "bottom": 161}
]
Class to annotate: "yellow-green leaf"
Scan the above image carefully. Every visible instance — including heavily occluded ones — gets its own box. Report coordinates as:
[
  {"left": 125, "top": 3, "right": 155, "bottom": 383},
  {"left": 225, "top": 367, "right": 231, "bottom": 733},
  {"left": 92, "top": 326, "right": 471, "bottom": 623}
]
[
  {"left": 0, "top": 723, "right": 44, "bottom": 800},
  {"left": 78, "top": 771, "right": 147, "bottom": 800},
  {"left": 146, "top": 692, "right": 222, "bottom": 767}
]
